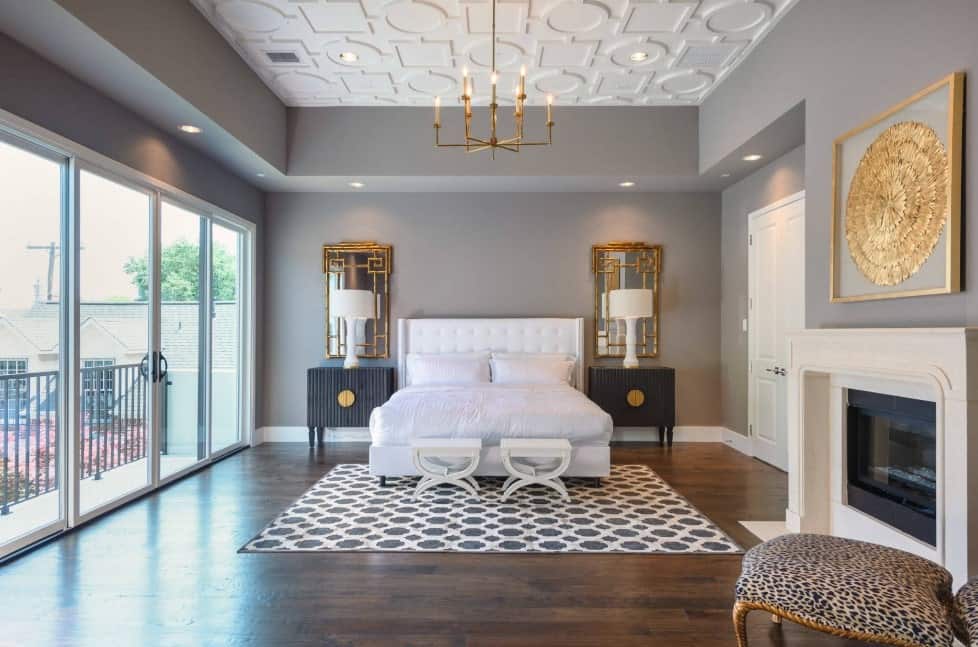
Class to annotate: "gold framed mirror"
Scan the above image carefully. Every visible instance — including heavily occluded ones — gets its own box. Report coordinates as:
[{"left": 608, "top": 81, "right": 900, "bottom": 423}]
[
  {"left": 592, "top": 242, "right": 661, "bottom": 359},
  {"left": 324, "top": 242, "right": 393, "bottom": 359}
]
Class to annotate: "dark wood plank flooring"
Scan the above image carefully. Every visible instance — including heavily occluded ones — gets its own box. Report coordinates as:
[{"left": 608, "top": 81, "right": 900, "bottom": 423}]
[{"left": 0, "top": 443, "right": 877, "bottom": 646}]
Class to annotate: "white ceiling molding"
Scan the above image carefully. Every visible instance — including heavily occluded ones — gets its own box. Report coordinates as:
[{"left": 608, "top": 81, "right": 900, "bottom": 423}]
[{"left": 190, "top": 0, "right": 798, "bottom": 106}]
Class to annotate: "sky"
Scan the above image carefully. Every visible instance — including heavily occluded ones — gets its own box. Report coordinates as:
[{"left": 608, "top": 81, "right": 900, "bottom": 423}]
[{"left": 1, "top": 141, "right": 231, "bottom": 311}]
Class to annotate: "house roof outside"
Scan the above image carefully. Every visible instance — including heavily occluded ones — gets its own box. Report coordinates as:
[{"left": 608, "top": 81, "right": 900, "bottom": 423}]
[{"left": 0, "top": 301, "right": 239, "bottom": 370}]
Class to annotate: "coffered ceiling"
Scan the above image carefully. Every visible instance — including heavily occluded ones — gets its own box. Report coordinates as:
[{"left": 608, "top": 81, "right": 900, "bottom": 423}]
[{"left": 190, "top": 0, "right": 797, "bottom": 106}]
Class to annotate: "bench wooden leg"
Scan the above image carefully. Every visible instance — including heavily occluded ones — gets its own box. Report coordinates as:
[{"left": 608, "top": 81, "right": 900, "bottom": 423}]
[{"left": 732, "top": 601, "right": 750, "bottom": 647}]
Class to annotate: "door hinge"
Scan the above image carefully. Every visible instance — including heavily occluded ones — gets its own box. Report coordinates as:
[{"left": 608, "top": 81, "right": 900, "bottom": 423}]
[
  {"left": 749, "top": 234, "right": 753, "bottom": 245},
  {"left": 749, "top": 424, "right": 753, "bottom": 436}
]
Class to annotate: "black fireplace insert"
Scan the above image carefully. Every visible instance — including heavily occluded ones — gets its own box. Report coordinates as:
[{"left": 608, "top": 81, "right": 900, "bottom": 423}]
[{"left": 846, "top": 389, "right": 936, "bottom": 546}]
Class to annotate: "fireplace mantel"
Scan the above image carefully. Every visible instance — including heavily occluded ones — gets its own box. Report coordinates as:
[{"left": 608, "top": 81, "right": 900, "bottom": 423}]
[{"left": 786, "top": 328, "right": 978, "bottom": 587}]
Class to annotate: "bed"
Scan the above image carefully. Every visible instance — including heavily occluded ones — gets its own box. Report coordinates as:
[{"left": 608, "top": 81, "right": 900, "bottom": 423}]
[{"left": 368, "top": 318, "right": 612, "bottom": 480}]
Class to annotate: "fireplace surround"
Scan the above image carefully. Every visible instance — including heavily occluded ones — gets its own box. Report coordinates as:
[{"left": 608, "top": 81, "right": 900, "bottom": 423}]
[{"left": 786, "top": 328, "right": 978, "bottom": 587}]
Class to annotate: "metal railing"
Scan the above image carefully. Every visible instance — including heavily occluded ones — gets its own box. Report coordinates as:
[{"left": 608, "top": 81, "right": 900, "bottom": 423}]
[
  {"left": 80, "top": 363, "right": 148, "bottom": 482},
  {"left": 0, "top": 370, "right": 58, "bottom": 515},
  {"left": 1, "top": 364, "right": 155, "bottom": 514}
]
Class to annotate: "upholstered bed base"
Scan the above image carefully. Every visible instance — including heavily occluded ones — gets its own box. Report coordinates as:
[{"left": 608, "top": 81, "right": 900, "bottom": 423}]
[
  {"left": 369, "top": 444, "right": 611, "bottom": 479},
  {"left": 369, "top": 317, "right": 610, "bottom": 483}
]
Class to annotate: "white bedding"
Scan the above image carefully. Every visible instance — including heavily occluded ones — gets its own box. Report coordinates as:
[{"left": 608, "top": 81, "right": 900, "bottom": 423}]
[{"left": 369, "top": 384, "right": 613, "bottom": 446}]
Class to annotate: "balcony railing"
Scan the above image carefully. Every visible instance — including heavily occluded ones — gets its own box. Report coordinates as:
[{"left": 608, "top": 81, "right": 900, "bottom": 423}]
[
  {"left": 1, "top": 363, "right": 159, "bottom": 515},
  {"left": 0, "top": 370, "right": 58, "bottom": 515}
]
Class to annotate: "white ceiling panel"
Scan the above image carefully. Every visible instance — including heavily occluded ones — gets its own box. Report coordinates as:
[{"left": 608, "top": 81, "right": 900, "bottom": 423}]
[{"left": 191, "top": 0, "right": 798, "bottom": 106}]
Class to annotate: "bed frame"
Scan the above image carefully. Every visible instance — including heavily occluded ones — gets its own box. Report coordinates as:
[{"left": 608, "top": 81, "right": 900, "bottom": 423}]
[{"left": 368, "top": 317, "right": 611, "bottom": 481}]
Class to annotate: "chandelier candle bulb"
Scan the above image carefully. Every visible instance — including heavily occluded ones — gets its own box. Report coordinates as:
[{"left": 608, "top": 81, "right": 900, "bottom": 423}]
[{"left": 434, "top": 96, "right": 440, "bottom": 127}]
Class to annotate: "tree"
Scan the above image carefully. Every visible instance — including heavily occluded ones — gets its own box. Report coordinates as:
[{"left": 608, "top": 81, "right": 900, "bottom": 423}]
[{"left": 124, "top": 239, "right": 236, "bottom": 302}]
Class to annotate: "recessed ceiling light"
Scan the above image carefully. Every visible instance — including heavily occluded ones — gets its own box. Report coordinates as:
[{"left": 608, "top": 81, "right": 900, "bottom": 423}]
[
  {"left": 349, "top": 181, "right": 365, "bottom": 189},
  {"left": 629, "top": 52, "right": 649, "bottom": 62},
  {"left": 339, "top": 51, "right": 359, "bottom": 63},
  {"left": 619, "top": 181, "right": 636, "bottom": 188},
  {"left": 742, "top": 154, "right": 763, "bottom": 161},
  {"left": 179, "top": 125, "right": 202, "bottom": 134},
  {"left": 721, "top": 173, "right": 731, "bottom": 178},
  {"left": 256, "top": 172, "right": 265, "bottom": 178}
]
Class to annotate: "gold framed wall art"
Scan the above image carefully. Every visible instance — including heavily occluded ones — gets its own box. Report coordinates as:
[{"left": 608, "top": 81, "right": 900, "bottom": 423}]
[
  {"left": 324, "top": 241, "right": 393, "bottom": 359},
  {"left": 592, "top": 242, "right": 661, "bottom": 359},
  {"left": 830, "top": 72, "right": 963, "bottom": 302}
]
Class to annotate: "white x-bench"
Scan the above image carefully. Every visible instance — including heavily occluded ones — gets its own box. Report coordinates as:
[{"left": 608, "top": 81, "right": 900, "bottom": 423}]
[
  {"left": 410, "top": 438, "right": 482, "bottom": 500},
  {"left": 500, "top": 438, "right": 572, "bottom": 501}
]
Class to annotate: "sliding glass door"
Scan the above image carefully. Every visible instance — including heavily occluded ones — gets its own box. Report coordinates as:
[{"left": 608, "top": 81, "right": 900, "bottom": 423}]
[
  {"left": 0, "top": 117, "right": 253, "bottom": 558},
  {"left": 211, "top": 222, "right": 243, "bottom": 454},
  {"left": 77, "top": 169, "right": 153, "bottom": 514},
  {"left": 159, "top": 200, "right": 206, "bottom": 479},
  {"left": 0, "top": 134, "right": 67, "bottom": 553}
]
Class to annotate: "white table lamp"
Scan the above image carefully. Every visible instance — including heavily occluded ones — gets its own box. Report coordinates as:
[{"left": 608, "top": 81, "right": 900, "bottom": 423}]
[
  {"left": 332, "top": 289, "right": 375, "bottom": 368},
  {"left": 609, "top": 288, "right": 653, "bottom": 368}
]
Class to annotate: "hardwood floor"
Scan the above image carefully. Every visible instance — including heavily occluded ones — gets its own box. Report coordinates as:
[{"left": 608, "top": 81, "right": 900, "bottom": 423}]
[{"left": 0, "top": 443, "right": 877, "bottom": 647}]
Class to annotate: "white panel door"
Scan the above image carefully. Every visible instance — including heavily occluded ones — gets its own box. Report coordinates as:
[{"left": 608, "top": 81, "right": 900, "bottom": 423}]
[{"left": 748, "top": 193, "right": 805, "bottom": 471}]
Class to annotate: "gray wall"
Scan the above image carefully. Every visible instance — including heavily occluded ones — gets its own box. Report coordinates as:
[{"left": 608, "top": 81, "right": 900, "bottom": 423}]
[
  {"left": 720, "top": 146, "right": 805, "bottom": 436},
  {"left": 263, "top": 192, "right": 721, "bottom": 428},
  {"left": 50, "top": 0, "right": 287, "bottom": 170},
  {"left": 701, "top": 0, "right": 978, "bottom": 329},
  {"left": 0, "top": 33, "right": 264, "bottom": 224},
  {"left": 288, "top": 106, "right": 699, "bottom": 178}
]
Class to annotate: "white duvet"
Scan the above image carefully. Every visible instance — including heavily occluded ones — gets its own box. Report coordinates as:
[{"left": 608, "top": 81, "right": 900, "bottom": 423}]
[{"left": 369, "top": 384, "right": 613, "bottom": 446}]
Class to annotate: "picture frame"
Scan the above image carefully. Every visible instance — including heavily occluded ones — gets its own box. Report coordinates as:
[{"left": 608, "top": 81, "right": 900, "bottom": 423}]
[
  {"left": 830, "top": 72, "right": 963, "bottom": 302},
  {"left": 323, "top": 241, "right": 393, "bottom": 359}
]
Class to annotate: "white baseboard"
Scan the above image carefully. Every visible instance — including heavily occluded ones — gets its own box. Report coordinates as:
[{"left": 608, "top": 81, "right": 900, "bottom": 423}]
[
  {"left": 785, "top": 508, "right": 801, "bottom": 533},
  {"left": 611, "top": 425, "right": 726, "bottom": 442},
  {"left": 722, "top": 428, "right": 753, "bottom": 456},
  {"left": 258, "top": 425, "right": 741, "bottom": 446},
  {"left": 257, "top": 426, "right": 370, "bottom": 444}
]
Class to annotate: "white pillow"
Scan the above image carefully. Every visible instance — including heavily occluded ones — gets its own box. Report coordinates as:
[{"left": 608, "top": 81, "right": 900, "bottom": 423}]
[
  {"left": 490, "top": 357, "right": 575, "bottom": 385},
  {"left": 491, "top": 352, "right": 574, "bottom": 361},
  {"left": 407, "top": 352, "right": 490, "bottom": 386}
]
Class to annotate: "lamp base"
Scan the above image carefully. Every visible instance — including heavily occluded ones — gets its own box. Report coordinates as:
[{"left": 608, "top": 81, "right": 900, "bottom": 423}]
[
  {"left": 343, "top": 317, "right": 360, "bottom": 369},
  {"left": 622, "top": 317, "right": 640, "bottom": 369}
]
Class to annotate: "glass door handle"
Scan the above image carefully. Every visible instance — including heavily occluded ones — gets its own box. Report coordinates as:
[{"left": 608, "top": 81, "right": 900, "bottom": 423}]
[{"left": 158, "top": 353, "right": 168, "bottom": 381}]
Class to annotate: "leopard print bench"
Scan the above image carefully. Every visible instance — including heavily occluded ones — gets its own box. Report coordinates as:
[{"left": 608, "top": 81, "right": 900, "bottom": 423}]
[
  {"left": 955, "top": 577, "right": 978, "bottom": 645},
  {"left": 733, "top": 534, "right": 956, "bottom": 647}
]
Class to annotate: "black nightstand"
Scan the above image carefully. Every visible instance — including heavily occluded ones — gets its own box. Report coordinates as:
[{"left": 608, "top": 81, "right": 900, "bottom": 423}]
[
  {"left": 307, "top": 366, "right": 396, "bottom": 447},
  {"left": 588, "top": 366, "right": 676, "bottom": 446}
]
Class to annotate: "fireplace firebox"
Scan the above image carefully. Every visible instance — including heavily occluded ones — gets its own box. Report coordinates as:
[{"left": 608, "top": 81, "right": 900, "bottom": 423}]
[{"left": 846, "top": 389, "right": 936, "bottom": 546}]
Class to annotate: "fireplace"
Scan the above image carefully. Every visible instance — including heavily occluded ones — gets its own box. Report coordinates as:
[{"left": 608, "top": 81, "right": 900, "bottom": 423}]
[{"left": 846, "top": 389, "right": 936, "bottom": 546}]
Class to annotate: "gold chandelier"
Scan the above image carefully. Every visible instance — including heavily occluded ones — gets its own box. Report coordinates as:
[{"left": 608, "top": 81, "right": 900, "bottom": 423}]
[{"left": 433, "top": 0, "right": 553, "bottom": 157}]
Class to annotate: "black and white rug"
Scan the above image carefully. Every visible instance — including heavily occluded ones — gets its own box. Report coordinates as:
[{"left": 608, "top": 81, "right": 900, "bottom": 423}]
[{"left": 241, "top": 464, "right": 741, "bottom": 554}]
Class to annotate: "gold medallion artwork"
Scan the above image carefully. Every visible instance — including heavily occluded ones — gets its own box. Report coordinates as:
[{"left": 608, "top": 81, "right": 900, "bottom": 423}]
[{"left": 845, "top": 121, "right": 949, "bottom": 286}]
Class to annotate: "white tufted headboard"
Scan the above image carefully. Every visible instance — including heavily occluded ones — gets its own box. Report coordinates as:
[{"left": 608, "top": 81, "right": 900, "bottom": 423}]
[{"left": 397, "top": 318, "right": 584, "bottom": 391}]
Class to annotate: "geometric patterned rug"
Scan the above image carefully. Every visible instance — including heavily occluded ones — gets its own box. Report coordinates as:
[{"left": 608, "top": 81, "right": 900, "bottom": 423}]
[{"left": 241, "top": 464, "right": 741, "bottom": 554}]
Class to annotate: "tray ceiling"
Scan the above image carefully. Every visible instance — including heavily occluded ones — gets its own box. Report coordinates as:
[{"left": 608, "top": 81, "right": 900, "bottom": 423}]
[{"left": 191, "top": 0, "right": 797, "bottom": 106}]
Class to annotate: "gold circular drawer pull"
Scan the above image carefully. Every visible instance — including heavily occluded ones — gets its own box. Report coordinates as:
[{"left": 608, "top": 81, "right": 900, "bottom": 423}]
[
  {"left": 337, "top": 389, "right": 356, "bottom": 408},
  {"left": 626, "top": 389, "right": 645, "bottom": 407}
]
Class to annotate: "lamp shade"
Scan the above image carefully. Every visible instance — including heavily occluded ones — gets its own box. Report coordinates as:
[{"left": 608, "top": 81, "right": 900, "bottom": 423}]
[
  {"left": 332, "top": 289, "right": 375, "bottom": 318},
  {"left": 609, "top": 288, "right": 653, "bottom": 319}
]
